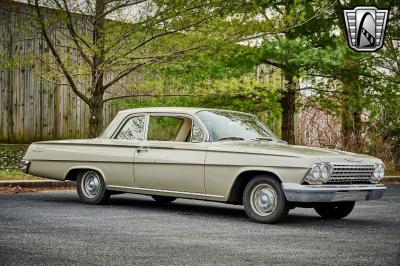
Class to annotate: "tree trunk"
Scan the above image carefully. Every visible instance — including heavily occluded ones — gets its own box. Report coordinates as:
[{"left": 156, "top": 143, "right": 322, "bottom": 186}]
[
  {"left": 352, "top": 111, "right": 363, "bottom": 153},
  {"left": 334, "top": 1, "right": 365, "bottom": 153},
  {"left": 394, "top": 144, "right": 400, "bottom": 172},
  {"left": 88, "top": 93, "right": 104, "bottom": 138},
  {"left": 340, "top": 75, "right": 363, "bottom": 152},
  {"left": 280, "top": 1, "right": 296, "bottom": 145},
  {"left": 341, "top": 81, "right": 353, "bottom": 150},
  {"left": 87, "top": 0, "right": 106, "bottom": 138},
  {"left": 280, "top": 70, "right": 296, "bottom": 144}
]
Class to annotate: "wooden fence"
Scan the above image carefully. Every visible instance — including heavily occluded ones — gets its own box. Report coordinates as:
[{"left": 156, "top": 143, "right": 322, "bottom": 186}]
[{"left": 0, "top": 0, "right": 133, "bottom": 143}]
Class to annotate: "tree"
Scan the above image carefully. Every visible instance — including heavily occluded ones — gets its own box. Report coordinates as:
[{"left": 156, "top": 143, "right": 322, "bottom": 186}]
[
  {"left": 366, "top": 3, "right": 400, "bottom": 170},
  {"left": 145, "top": 0, "right": 338, "bottom": 144},
  {"left": 256, "top": 0, "right": 341, "bottom": 144},
  {"left": 30, "top": 0, "right": 227, "bottom": 137},
  {"left": 317, "top": 0, "right": 399, "bottom": 153}
]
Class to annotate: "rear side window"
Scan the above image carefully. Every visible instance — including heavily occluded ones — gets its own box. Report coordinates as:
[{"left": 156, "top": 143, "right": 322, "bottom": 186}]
[
  {"left": 115, "top": 115, "right": 145, "bottom": 140},
  {"left": 147, "top": 116, "right": 184, "bottom": 141}
]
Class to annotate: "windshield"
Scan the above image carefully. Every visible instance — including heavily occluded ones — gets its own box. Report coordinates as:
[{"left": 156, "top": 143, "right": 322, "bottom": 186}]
[{"left": 196, "top": 110, "right": 279, "bottom": 142}]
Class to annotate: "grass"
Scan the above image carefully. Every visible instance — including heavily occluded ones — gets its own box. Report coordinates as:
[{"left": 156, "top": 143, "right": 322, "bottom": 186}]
[
  {"left": 0, "top": 144, "right": 43, "bottom": 180},
  {"left": 385, "top": 170, "right": 400, "bottom": 176},
  {"left": 383, "top": 162, "right": 400, "bottom": 176},
  {"left": 0, "top": 145, "right": 28, "bottom": 168},
  {"left": 0, "top": 169, "right": 44, "bottom": 181}
]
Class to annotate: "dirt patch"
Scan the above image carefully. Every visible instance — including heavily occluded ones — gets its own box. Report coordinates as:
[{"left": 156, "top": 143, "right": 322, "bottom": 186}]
[
  {"left": 0, "top": 185, "right": 75, "bottom": 193},
  {"left": 382, "top": 180, "right": 400, "bottom": 184},
  {"left": 0, "top": 185, "right": 38, "bottom": 193}
]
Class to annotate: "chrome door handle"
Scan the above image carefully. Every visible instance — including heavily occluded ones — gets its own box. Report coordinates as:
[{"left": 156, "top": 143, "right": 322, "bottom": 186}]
[{"left": 137, "top": 147, "right": 149, "bottom": 153}]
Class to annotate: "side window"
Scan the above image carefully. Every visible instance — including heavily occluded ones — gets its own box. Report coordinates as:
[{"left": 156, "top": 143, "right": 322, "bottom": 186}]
[
  {"left": 147, "top": 116, "right": 184, "bottom": 141},
  {"left": 191, "top": 122, "right": 204, "bottom": 143},
  {"left": 115, "top": 116, "right": 145, "bottom": 140}
]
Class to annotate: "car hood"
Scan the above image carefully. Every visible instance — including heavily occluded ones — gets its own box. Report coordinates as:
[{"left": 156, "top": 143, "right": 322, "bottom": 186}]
[{"left": 210, "top": 141, "right": 379, "bottom": 162}]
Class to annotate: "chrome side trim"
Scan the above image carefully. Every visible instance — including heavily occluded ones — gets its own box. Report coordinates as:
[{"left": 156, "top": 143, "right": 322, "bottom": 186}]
[
  {"left": 282, "top": 183, "right": 386, "bottom": 202},
  {"left": 206, "top": 149, "right": 301, "bottom": 158},
  {"left": 107, "top": 185, "right": 225, "bottom": 199}
]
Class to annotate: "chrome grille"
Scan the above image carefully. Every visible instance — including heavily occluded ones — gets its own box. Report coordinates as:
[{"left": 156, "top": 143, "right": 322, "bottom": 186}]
[{"left": 327, "top": 164, "right": 374, "bottom": 184}]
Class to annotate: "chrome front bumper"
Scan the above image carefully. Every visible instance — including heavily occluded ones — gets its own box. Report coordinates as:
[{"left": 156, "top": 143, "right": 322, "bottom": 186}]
[{"left": 282, "top": 183, "right": 386, "bottom": 202}]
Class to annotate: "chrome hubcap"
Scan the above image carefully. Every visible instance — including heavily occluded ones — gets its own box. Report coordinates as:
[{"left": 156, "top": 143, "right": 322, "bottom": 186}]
[
  {"left": 82, "top": 172, "right": 100, "bottom": 198},
  {"left": 250, "top": 184, "right": 277, "bottom": 216}
]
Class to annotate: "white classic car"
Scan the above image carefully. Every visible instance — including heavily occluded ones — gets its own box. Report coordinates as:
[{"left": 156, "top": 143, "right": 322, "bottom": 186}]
[{"left": 22, "top": 107, "right": 386, "bottom": 223}]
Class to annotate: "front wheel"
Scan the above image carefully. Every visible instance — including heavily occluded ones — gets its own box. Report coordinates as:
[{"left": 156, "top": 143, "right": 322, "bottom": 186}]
[
  {"left": 243, "top": 176, "right": 289, "bottom": 224},
  {"left": 314, "top": 201, "right": 355, "bottom": 219},
  {"left": 77, "top": 170, "right": 110, "bottom": 204}
]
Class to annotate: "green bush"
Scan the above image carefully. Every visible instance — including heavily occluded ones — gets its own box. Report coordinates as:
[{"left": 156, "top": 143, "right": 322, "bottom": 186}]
[{"left": 0, "top": 145, "right": 28, "bottom": 170}]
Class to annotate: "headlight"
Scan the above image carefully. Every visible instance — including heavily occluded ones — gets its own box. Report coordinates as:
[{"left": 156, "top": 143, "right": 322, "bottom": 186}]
[
  {"left": 312, "top": 165, "right": 322, "bottom": 179},
  {"left": 305, "top": 163, "right": 332, "bottom": 184},
  {"left": 321, "top": 164, "right": 332, "bottom": 180},
  {"left": 372, "top": 163, "right": 385, "bottom": 182}
]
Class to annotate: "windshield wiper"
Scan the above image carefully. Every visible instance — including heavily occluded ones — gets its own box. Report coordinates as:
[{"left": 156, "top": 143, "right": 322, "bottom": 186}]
[{"left": 218, "top": 137, "right": 245, "bottom": 141}]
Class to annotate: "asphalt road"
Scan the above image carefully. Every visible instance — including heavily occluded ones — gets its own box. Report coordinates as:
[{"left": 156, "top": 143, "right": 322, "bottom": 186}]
[{"left": 1, "top": 185, "right": 399, "bottom": 265}]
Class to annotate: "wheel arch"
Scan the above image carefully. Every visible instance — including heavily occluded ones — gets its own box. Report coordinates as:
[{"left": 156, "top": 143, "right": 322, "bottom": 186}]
[
  {"left": 65, "top": 166, "right": 107, "bottom": 184},
  {"left": 227, "top": 169, "right": 282, "bottom": 204}
]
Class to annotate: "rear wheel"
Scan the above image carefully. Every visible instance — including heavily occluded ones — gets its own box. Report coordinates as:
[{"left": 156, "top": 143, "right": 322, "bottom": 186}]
[
  {"left": 243, "top": 176, "right": 289, "bottom": 224},
  {"left": 314, "top": 201, "right": 355, "bottom": 219},
  {"left": 77, "top": 170, "right": 110, "bottom": 204},
  {"left": 152, "top": 195, "right": 176, "bottom": 203}
]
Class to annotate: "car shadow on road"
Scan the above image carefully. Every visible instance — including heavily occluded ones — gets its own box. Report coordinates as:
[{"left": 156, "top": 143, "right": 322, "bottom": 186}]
[
  {"left": 108, "top": 196, "right": 248, "bottom": 219},
  {"left": 106, "top": 196, "right": 387, "bottom": 227},
  {"left": 37, "top": 192, "right": 389, "bottom": 227}
]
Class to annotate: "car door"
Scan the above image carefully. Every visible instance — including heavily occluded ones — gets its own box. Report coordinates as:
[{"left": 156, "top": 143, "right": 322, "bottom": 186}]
[
  {"left": 108, "top": 114, "right": 146, "bottom": 188},
  {"left": 134, "top": 113, "right": 208, "bottom": 194}
]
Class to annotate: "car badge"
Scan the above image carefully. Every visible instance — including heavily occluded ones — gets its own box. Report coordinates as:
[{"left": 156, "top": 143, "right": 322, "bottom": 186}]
[
  {"left": 345, "top": 158, "right": 364, "bottom": 163},
  {"left": 343, "top": 6, "right": 389, "bottom": 52}
]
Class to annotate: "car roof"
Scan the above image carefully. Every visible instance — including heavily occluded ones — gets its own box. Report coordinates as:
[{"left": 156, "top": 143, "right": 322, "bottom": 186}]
[{"left": 119, "top": 107, "right": 217, "bottom": 116}]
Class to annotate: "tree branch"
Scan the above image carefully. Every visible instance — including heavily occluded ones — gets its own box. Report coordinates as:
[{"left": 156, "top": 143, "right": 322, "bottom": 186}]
[
  {"left": 263, "top": 59, "right": 285, "bottom": 69},
  {"left": 103, "top": 4, "right": 217, "bottom": 66},
  {"left": 99, "top": 0, "right": 149, "bottom": 19},
  {"left": 102, "top": 90, "right": 283, "bottom": 103},
  {"left": 34, "top": 0, "right": 90, "bottom": 104},
  {"left": 102, "top": 46, "right": 202, "bottom": 91},
  {"left": 103, "top": 93, "right": 193, "bottom": 102},
  {"left": 57, "top": 0, "right": 94, "bottom": 67},
  {"left": 241, "top": 1, "right": 337, "bottom": 42}
]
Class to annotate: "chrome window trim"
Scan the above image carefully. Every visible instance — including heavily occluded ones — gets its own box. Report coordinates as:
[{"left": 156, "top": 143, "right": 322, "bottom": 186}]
[
  {"left": 194, "top": 109, "right": 279, "bottom": 142},
  {"left": 147, "top": 115, "right": 186, "bottom": 141},
  {"left": 111, "top": 111, "right": 210, "bottom": 143},
  {"left": 190, "top": 120, "right": 205, "bottom": 143},
  {"left": 143, "top": 112, "right": 208, "bottom": 143},
  {"left": 111, "top": 113, "right": 147, "bottom": 140},
  {"left": 143, "top": 113, "right": 149, "bottom": 141}
]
